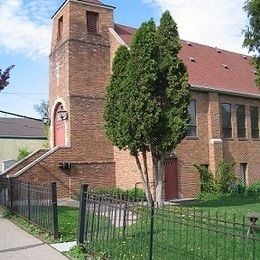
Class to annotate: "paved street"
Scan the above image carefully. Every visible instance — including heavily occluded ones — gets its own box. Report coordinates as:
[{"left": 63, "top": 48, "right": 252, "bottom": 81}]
[{"left": 0, "top": 210, "right": 68, "bottom": 260}]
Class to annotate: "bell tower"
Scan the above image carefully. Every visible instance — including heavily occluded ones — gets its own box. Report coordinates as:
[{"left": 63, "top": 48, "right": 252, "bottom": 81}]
[{"left": 49, "top": 0, "right": 115, "bottom": 162}]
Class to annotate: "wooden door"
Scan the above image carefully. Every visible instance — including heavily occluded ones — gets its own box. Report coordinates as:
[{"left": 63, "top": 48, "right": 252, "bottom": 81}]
[
  {"left": 54, "top": 104, "right": 65, "bottom": 146},
  {"left": 164, "top": 158, "right": 178, "bottom": 200}
]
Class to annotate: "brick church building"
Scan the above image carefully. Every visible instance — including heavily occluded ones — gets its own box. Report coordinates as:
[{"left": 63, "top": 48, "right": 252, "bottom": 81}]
[{"left": 2, "top": 0, "right": 260, "bottom": 199}]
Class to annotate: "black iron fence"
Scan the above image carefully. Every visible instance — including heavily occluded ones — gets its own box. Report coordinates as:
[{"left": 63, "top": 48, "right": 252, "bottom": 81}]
[
  {"left": 78, "top": 184, "right": 260, "bottom": 259},
  {"left": 0, "top": 178, "right": 58, "bottom": 239}
]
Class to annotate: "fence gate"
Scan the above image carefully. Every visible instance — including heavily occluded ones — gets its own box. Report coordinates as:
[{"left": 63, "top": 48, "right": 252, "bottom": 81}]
[{"left": 164, "top": 157, "right": 178, "bottom": 200}]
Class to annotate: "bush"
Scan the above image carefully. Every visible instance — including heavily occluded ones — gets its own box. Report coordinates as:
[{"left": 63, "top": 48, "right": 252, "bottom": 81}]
[
  {"left": 228, "top": 183, "right": 247, "bottom": 194},
  {"left": 194, "top": 164, "right": 216, "bottom": 193},
  {"left": 17, "top": 147, "right": 31, "bottom": 161},
  {"left": 245, "top": 182, "right": 260, "bottom": 196},
  {"left": 216, "top": 160, "right": 236, "bottom": 193},
  {"left": 94, "top": 187, "right": 146, "bottom": 200}
]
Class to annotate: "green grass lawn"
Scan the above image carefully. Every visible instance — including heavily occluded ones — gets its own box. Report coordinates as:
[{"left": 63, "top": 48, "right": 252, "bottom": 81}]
[
  {"left": 3, "top": 194, "right": 259, "bottom": 259},
  {"left": 190, "top": 193, "right": 260, "bottom": 219},
  {"left": 81, "top": 194, "right": 260, "bottom": 259},
  {"left": 58, "top": 206, "right": 79, "bottom": 242}
]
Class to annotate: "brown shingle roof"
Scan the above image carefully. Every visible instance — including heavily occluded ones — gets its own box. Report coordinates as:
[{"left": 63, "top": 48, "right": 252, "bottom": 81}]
[
  {"left": 0, "top": 118, "right": 46, "bottom": 138},
  {"left": 114, "top": 24, "right": 259, "bottom": 96}
]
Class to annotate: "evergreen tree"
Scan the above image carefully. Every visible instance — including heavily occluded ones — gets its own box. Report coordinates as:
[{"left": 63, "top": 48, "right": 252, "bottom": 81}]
[
  {"left": 243, "top": 0, "right": 260, "bottom": 85},
  {"left": 104, "top": 12, "right": 190, "bottom": 206}
]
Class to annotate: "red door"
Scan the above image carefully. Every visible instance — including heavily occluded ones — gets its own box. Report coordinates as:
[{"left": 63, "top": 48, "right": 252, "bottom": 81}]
[
  {"left": 164, "top": 158, "right": 178, "bottom": 200},
  {"left": 54, "top": 104, "right": 65, "bottom": 146}
]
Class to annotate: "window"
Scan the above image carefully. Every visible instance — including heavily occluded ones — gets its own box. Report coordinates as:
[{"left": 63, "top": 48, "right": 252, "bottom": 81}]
[
  {"left": 187, "top": 99, "right": 197, "bottom": 137},
  {"left": 221, "top": 103, "right": 232, "bottom": 138},
  {"left": 57, "top": 16, "right": 63, "bottom": 39},
  {"left": 236, "top": 105, "right": 246, "bottom": 138},
  {"left": 250, "top": 106, "right": 259, "bottom": 139},
  {"left": 240, "top": 163, "right": 248, "bottom": 185},
  {"left": 87, "top": 11, "right": 99, "bottom": 34}
]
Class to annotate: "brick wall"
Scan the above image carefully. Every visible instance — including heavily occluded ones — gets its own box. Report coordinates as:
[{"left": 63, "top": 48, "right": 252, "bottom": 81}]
[
  {"left": 33, "top": 0, "right": 116, "bottom": 197},
  {"left": 14, "top": 147, "right": 115, "bottom": 198},
  {"left": 220, "top": 95, "right": 260, "bottom": 184}
]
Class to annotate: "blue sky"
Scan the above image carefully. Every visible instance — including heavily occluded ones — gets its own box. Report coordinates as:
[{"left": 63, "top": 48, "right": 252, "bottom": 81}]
[{"left": 0, "top": 0, "right": 249, "bottom": 118}]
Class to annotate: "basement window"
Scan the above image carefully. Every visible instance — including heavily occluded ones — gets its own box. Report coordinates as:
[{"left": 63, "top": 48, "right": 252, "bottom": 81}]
[
  {"left": 87, "top": 11, "right": 99, "bottom": 34},
  {"left": 240, "top": 163, "right": 248, "bottom": 185},
  {"left": 57, "top": 16, "right": 63, "bottom": 39}
]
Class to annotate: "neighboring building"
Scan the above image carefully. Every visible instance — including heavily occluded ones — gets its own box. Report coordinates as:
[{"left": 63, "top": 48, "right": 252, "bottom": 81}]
[
  {"left": 0, "top": 118, "right": 47, "bottom": 172},
  {"left": 2, "top": 0, "right": 260, "bottom": 199}
]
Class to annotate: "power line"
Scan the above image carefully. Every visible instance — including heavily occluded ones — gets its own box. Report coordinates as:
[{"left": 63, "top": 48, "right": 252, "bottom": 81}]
[
  {"left": 1, "top": 93, "right": 44, "bottom": 101},
  {"left": 2, "top": 92, "right": 48, "bottom": 95},
  {"left": 0, "top": 110, "right": 42, "bottom": 121}
]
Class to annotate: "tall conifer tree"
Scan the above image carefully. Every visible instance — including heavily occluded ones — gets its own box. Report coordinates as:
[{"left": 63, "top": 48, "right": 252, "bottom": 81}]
[{"left": 104, "top": 12, "right": 190, "bottom": 206}]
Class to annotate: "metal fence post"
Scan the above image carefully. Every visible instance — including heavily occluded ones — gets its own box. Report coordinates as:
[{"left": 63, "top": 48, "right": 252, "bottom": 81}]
[
  {"left": 148, "top": 201, "right": 155, "bottom": 260},
  {"left": 8, "top": 178, "right": 14, "bottom": 210},
  {"left": 78, "top": 184, "right": 89, "bottom": 245},
  {"left": 123, "top": 203, "right": 128, "bottom": 239},
  {"left": 27, "top": 182, "right": 31, "bottom": 223},
  {"left": 51, "top": 182, "right": 59, "bottom": 239}
]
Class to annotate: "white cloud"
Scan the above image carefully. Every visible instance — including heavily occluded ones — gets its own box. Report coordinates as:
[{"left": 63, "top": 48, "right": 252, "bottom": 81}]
[
  {"left": 0, "top": 0, "right": 58, "bottom": 59},
  {"left": 143, "top": 0, "right": 249, "bottom": 54}
]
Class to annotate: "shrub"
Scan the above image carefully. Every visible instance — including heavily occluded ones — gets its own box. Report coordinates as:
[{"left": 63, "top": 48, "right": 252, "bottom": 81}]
[
  {"left": 194, "top": 164, "right": 216, "bottom": 193},
  {"left": 216, "top": 160, "right": 236, "bottom": 193},
  {"left": 17, "top": 147, "right": 31, "bottom": 161},
  {"left": 228, "top": 183, "right": 247, "bottom": 194},
  {"left": 245, "top": 182, "right": 260, "bottom": 196},
  {"left": 94, "top": 187, "right": 146, "bottom": 200}
]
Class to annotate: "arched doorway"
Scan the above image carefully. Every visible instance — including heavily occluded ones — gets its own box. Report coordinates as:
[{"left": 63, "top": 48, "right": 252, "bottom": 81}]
[{"left": 54, "top": 103, "right": 65, "bottom": 146}]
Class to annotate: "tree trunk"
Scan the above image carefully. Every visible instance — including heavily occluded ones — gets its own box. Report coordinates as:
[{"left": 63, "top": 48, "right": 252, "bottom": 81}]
[
  {"left": 156, "top": 160, "right": 164, "bottom": 207},
  {"left": 134, "top": 153, "right": 153, "bottom": 205},
  {"left": 152, "top": 154, "right": 164, "bottom": 208}
]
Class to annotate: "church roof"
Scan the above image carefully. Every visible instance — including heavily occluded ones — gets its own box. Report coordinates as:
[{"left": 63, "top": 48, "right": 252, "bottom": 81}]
[{"left": 114, "top": 24, "right": 260, "bottom": 97}]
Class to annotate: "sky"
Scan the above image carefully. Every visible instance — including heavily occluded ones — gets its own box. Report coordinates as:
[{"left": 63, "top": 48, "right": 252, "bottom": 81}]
[{"left": 0, "top": 0, "right": 249, "bottom": 119}]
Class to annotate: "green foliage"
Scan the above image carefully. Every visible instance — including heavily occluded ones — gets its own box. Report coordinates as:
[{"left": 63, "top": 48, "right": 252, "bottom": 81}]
[
  {"left": 243, "top": 0, "right": 260, "bottom": 85},
  {"left": 69, "top": 245, "right": 88, "bottom": 260},
  {"left": 104, "top": 12, "right": 190, "bottom": 157},
  {"left": 104, "top": 12, "right": 190, "bottom": 205},
  {"left": 17, "top": 147, "right": 31, "bottom": 161},
  {"left": 216, "top": 160, "right": 236, "bottom": 193},
  {"left": 94, "top": 187, "right": 146, "bottom": 200},
  {"left": 195, "top": 161, "right": 238, "bottom": 195},
  {"left": 245, "top": 182, "right": 260, "bottom": 195},
  {"left": 194, "top": 164, "right": 216, "bottom": 193},
  {"left": 228, "top": 183, "right": 247, "bottom": 194}
]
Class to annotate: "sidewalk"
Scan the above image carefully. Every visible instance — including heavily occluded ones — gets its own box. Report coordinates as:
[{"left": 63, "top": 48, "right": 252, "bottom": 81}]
[{"left": 0, "top": 210, "right": 68, "bottom": 260}]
